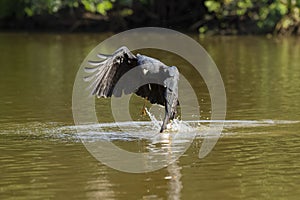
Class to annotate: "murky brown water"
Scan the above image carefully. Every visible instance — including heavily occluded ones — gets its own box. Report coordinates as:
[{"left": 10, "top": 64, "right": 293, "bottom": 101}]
[{"left": 0, "top": 33, "right": 300, "bottom": 199}]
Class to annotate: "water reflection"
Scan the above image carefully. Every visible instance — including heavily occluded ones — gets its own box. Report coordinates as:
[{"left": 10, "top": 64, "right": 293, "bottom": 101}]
[
  {"left": 199, "top": 36, "right": 300, "bottom": 120},
  {"left": 1, "top": 33, "right": 300, "bottom": 199},
  {"left": 1, "top": 118, "right": 300, "bottom": 199},
  {"left": 166, "top": 161, "right": 182, "bottom": 200},
  {"left": 0, "top": 33, "right": 110, "bottom": 123}
]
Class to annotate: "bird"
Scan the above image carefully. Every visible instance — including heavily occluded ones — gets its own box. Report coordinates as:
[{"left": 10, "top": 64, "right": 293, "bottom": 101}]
[{"left": 83, "top": 46, "right": 179, "bottom": 133}]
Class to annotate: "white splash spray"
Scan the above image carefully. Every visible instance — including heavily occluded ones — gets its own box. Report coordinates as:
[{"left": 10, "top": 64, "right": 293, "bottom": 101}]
[
  {"left": 145, "top": 108, "right": 194, "bottom": 133},
  {"left": 145, "top": 107, "right": 161, "bottom": 130}
]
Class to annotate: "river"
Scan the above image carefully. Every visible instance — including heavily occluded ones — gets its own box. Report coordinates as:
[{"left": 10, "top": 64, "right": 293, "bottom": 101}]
[{"left": 0, "top": 33, "right": 299, "bottom": 199}]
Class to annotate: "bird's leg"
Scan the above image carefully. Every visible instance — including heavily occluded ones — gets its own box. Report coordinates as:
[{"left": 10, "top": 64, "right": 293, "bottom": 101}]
[
  {"left": 141, "top": 97, "right": 148, "bottom": 116},
  {"left": 160, "top": 93, "right": 172, "bottom": 133},
  {"left": 160, "top": 114, "right": 169, "bottom": 133},
  {"left": 160, "top": 78, "right": 179, "bottom": 133}
]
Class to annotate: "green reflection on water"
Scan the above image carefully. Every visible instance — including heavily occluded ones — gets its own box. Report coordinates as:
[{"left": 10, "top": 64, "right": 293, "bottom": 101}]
[
  {"left": 0, "top": 33, "right": 300, "bottom": 200},
  {"left": 199, "top": 36, "right": 300, "bottom": 120}
]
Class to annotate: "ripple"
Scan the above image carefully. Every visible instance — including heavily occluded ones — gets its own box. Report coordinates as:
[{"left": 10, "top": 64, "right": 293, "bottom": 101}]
[{"left": 0, "top": 120, "right": 298, "bottom": 141}]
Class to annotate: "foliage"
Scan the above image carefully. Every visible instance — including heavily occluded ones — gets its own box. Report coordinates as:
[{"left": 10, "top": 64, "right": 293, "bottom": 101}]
[
  {"left": 203, "top": 0, "right": 300, "bottom": 34},
  {"left": 0, "top": 0, "right": 25, "bottom": 19},
  {"left": 275, "top": 0, "right": 300, "bottom": 35},
  {"left": 81, "top": 0, "right": 113, "bottom": 15},
  {"left": 0, "top": 0, "right": 299, "bottom": 35},
  {"left": 0, "top": 0, "right": 115, "bottom": 17}
]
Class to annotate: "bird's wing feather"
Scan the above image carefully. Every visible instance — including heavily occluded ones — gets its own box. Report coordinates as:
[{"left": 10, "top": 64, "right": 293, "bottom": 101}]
[
  {"left": 135, "top": 84, "right": 166, "bottom": 106},
  {"left": 84, "top": 47, "right": 179, "bottom": 109},
  {"left": 84, "top": 46, "right": 137, "bottom": 97}
]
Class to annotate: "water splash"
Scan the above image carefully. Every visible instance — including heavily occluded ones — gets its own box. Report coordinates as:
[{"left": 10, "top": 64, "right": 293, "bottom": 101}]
[
  {"left": 167, "top": 119, "right": 195, "bottom": 133},
  {"left": 145, "top": 107, "right": 162, "bottom": 130},
  {"left": 1, "top": 119, "right": 298, "bottom": 141},
  {"left": 145, "top": 107, "right": 195, "bottom": 133}
]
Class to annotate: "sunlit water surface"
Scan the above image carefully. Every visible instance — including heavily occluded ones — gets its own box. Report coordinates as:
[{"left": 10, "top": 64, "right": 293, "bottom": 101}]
[{"left": 0, "top": 33, "right": 300, "bottom": 199}]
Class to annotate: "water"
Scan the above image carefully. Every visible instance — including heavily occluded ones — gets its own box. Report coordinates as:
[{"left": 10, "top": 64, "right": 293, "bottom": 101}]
[{"left": 1, "top": 33, "right": 300, "bottom": 199}]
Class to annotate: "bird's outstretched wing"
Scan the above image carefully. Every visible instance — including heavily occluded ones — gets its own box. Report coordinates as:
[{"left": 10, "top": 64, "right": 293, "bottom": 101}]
[
  {"left": 84, "top": 46, "right": 137, "bottom": 97},
  {"left": 84, "top": 46, "right": 179, "bottom": 109}
]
